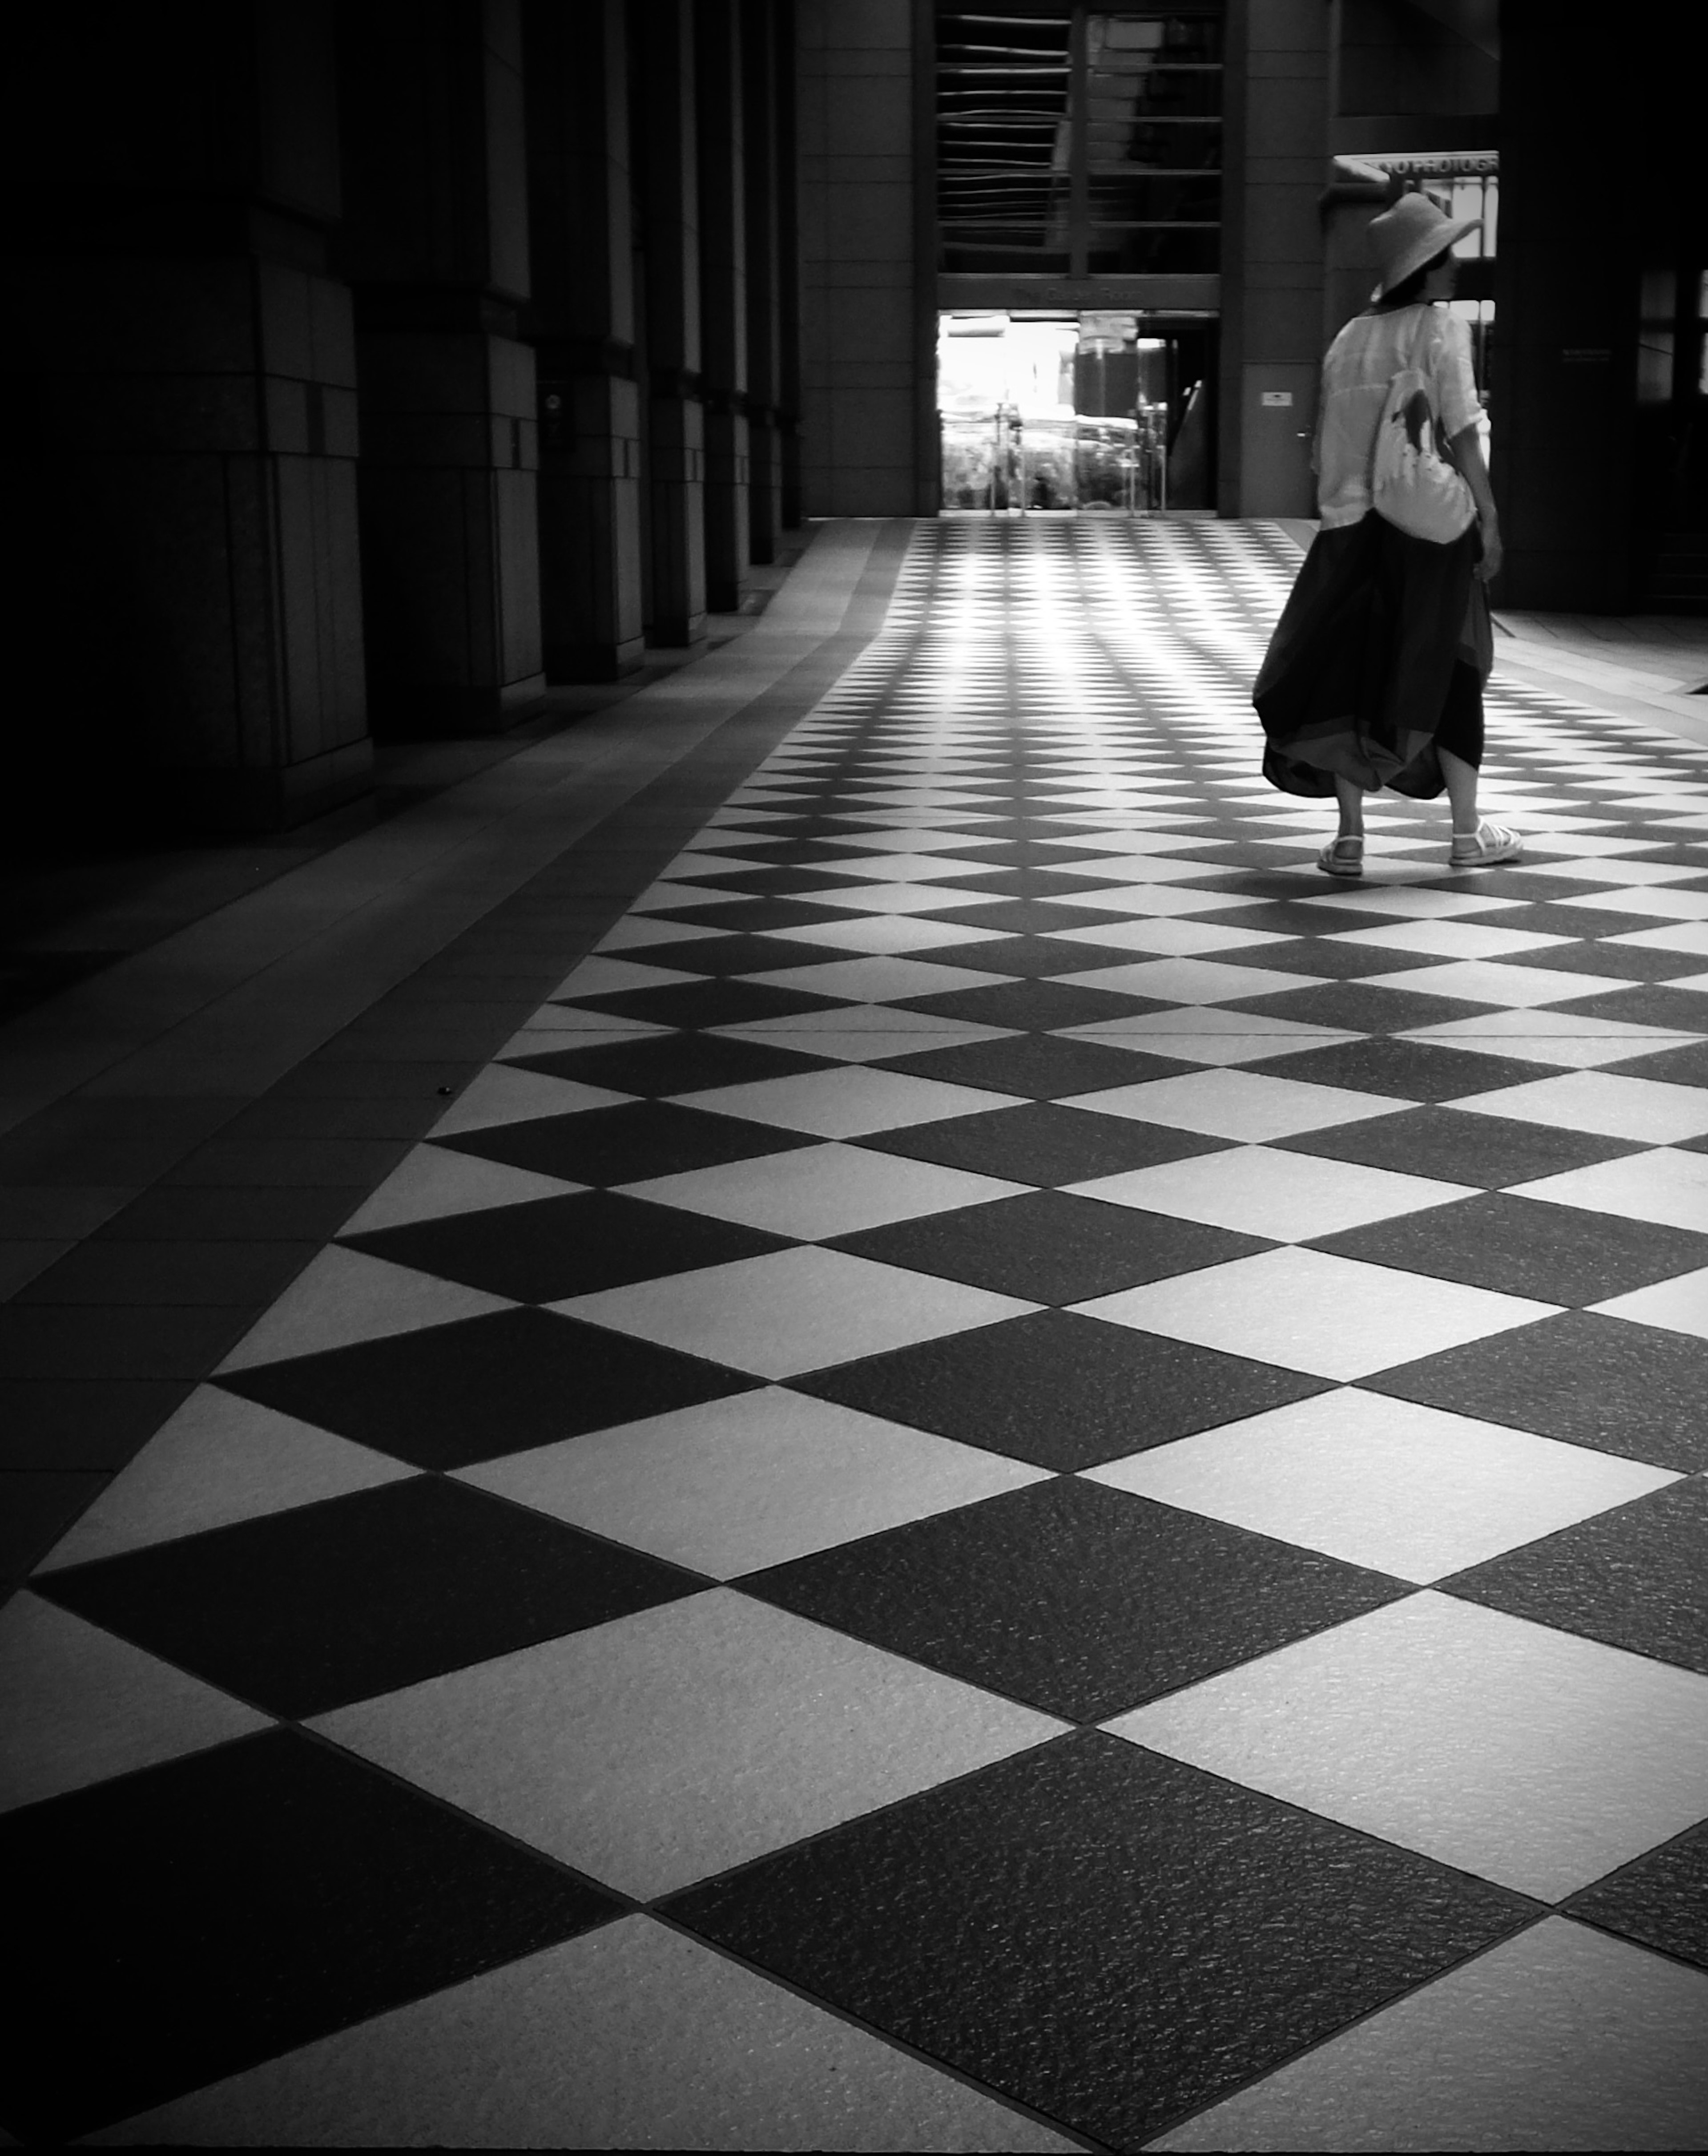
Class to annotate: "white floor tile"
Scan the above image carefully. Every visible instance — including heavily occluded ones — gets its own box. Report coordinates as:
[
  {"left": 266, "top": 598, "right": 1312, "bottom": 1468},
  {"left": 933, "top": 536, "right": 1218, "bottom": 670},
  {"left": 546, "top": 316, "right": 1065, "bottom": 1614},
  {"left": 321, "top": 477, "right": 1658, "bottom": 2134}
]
[
  {"left": 100, "top": 1917, "right": 1079, "bottom": 2152},
  {"left": 427, "top": 1065, "right": 629, "bottom": 1136},
  {"left": 1325, "top": 920, "right": 1568, "bottom": 960},
  {"left": 341, "top": 1145, "right": 584, "bottom": 1233},
  {"left": 217, "top": 1248, "right": 513, "bottom": 1373},
  {"left": 623, "top": 1143, "right": 1023, "bottom": 1239},
  {"left": 1448, "top": 1070, "right": 1708, "bottom": 1143},
  {"left": 676, "top": 1066, "right": 1017, "bottom": 1137},
  {"left": 1070, "top": 1147, "right": 1471, "bottom": 1243},
  {"left": 1063, "top": 1009, "right": 1360, "bottom": 1063},
  {"left": 1107, "top": 1592, "right": 1708, "bottom": 1901},
  {"left": 762, "top": 915, "right": 1009, "bottom": 955},
  {"left": 1148, "top": 1919, "right": 1708, "bottom": 2155},
  {"left": 37, "top": 1389, "right": 416, "bottom": 1572},
  {"left": 1604, "top": 921, "right": 1708, "bottom": 955},
  {"left": 1038, "top": 884, "right": 1255, "bottom": 917},
  {"left": 548, "top": 954, "right": 706, "bottom": 999},
  {"left": 313, "top": 1591, "right": 1063, "bottom": 1899},
  {"left": 746, "top": 955, "right": 1012, "bottom": 1003},
  {"left": 714, "top": 1007, "right": 1014, "bottom": 1062},
  {"left": 1074, "top": 1247, "right": 1553, "bottom": 1380},
  {"left": 1590, "top": 1266, "right": 1708, "bottom": 1340},
  {"left": 1359, "top": 960, "right": 1616, "bottom": 1007},
  {"left": 1084, "top": 1389, "right": 1677, "bottom": 1583},
  {"left": 1054, "top": 957, "right": 1327, "bottom": 1003},
  {"left": 554, "top": 1247, "right": 1035, "bottom": 1379},
  {"left": 0, "top": 1595, "right": 267, "bottom": 1814},
  {"left": 1041, "top": 919, "right": 1287, "bottom": 957},
  {"left": 1063, "top": 1069, "right": 1404, "bottom": 1141},
  {"left": 1403, "top": 1010, "right": 1703, "bottom": 1069},
  {"left": 1510, "top": 1147, "right": 1708, "bottom": 1233},
  {"left": 461, "top": 1388, "right": 1048, "bottom": 1578}
]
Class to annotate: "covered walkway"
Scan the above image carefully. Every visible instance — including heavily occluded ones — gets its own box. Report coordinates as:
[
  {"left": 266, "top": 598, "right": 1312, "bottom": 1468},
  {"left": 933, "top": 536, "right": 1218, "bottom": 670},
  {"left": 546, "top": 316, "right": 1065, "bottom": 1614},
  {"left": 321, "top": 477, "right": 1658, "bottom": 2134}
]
[{"left": 5, "top": 520, "right": 1708, "bottom": 2149}]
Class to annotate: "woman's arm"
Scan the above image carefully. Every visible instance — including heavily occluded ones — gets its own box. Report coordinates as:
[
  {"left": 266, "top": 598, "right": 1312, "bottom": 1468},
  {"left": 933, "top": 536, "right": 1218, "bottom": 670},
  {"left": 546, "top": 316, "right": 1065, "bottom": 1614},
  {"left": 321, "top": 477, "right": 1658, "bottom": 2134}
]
[{"left": 1450, "top": 423, "right": 1502, "bottom": 581}]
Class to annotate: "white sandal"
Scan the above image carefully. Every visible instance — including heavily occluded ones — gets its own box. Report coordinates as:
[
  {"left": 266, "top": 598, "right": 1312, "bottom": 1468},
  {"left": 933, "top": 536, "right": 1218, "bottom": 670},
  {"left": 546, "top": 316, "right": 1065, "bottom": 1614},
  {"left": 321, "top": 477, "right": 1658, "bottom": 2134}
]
[
  {"left": 1450, "top": 821, "right": 1524, "bottom": 868},
  {"left": 1317, "top": 836, "right": 1365, "bottom": 878}
]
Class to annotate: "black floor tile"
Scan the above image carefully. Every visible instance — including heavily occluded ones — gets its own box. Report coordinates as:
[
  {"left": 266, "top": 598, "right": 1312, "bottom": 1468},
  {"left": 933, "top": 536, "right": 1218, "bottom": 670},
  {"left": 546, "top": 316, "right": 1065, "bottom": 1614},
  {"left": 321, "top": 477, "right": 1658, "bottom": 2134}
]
[
  {"left": 436, "top": 1100, "right": 818, "bottom": 1185},
  {"left": 915, "top": 934, "right": 1147, "bottom": 979},
  {"left": 39, "top": 1473, "right": 700, "bottom": 1718},
  {"left": 1278, "top": 1106, "right": 1640, "bottom": 1188},
  {"left": 1248, "top": 1035, "right": 1548, "bottom": 1100},
  {"left": 613, "top": 932, "right": 853, "bottom": 977},
  {"left": 341, "top": 1190, "right": 789, "bottom": 1302},
  {"left": 1208, "top": 898, "right": 1383, "bottom": 938},
  {"left": 1313, "top": 1191, "right": 1708, "bottom": 1306},
  {"left": 880, "top": 1033, "right": 1195, "bottom": 1098},
  {"left": 1607, "top": 1039, "right": 1708, "bottom": 1085},
  {"left": 1551, "top": 982, "right": 1708, "bottom": 1031},
  {"left": 1, "top": 1728, "right": 619, "bottom": 2141},
  {"left": 794, "top": 1308, "right": 1326, "bottom": 1467},
  {"left": 919, "top": 897, "right": 1135, "bottom": 936},
  {"left": 862, "top": 1101, "right": 1230, "bottom": 1185},
  {"left": 832, "top": 1191, "right": 1271, "bottom": 1305},
  {"left": 664, "top": 1733, "right": 1531, "bottom": 2153},
  {"left": 563, "top": 977, "right": 843, "bottom": 1028},
  {"left": 896, "top": 977, "right": 1165, "bottom": 1032},
  {"left": 0, "top": 1468, "right": 111, "bottom": 1586},
  {"left": 1444, "top": 1477, "right": 1708, "bottom": 1674},
  {"left": 1365, "top": 1310, "right": 1708, "bottom": 1471},
  {"left": 510, "top": 1030, "right": 833, "bottom": 1095},
  {"left": 1227, "top": 981, "right": 1493, "bottom": 1033},
  {"left": 1236, "top": 939, "right": 1451, "bottom": 980},
  {"left": 218, "top": 1307, "right": 757, "bottom": 1469},
  {"left": 1565, "top": 1821, "right": 1708, "bottom": 1973},
  {"left": 649, "top": 896, "right": 861, "bottom": 934},
  {"left": 744, "top": 1475, "right": 1402, "bottom": 1721}
]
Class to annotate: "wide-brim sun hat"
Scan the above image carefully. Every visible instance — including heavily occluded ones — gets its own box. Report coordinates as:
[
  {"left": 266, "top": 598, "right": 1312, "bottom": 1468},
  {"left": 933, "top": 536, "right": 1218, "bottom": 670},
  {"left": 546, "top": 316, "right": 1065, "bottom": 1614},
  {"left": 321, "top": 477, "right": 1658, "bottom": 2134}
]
[{"left": 1368, "top": 190, "right": 1482, "bottom": 300}]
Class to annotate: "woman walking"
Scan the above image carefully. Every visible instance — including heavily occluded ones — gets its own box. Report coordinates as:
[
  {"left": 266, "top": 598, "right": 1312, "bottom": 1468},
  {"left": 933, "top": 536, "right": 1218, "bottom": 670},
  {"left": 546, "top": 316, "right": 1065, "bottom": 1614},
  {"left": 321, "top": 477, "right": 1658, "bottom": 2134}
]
[{"left": 1253, "top": 190, "right": 1519, "bottom": 876}]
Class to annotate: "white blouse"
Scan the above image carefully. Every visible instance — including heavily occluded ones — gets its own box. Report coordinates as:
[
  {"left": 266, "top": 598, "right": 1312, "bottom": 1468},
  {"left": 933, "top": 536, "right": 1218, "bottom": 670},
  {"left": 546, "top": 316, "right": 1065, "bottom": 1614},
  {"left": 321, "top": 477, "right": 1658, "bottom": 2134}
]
[{"left": 1313, "top": 303, "right": 1484, "bottom": 529}]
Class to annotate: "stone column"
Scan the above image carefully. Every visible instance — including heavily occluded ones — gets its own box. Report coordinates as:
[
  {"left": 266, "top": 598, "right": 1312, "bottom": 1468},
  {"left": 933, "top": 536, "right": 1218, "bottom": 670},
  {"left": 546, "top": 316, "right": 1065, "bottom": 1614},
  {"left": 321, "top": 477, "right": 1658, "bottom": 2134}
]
[
  {"left": 522, "top": 0, "right": 645, "bottom": 680},
  {"left": 12, "top": 1, "right": 371, "bottom": 834},
  {"left": 742, "top": 0, "right": 784, "bottom": 561},
  {"left": 697, "top": 0, "right": 751, "bottom": 612},
  {"left": 774, "top": 0, "right": 804, "bottom": 532},
  {"left": 636, "top": 0, "right": 708, "bottom": 647},
  {"left": 336, "top": 0, "right": 544, "bottom": 733}
]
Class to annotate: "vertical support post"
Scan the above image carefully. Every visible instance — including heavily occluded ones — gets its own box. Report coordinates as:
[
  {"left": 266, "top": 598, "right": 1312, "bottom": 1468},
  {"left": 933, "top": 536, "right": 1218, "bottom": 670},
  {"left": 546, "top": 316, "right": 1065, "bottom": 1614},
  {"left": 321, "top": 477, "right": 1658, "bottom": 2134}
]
[
  {"left": 522, "top": 0, "right": 645, "bottom": 679},
  {"left": 698, "top": 0, "right": 751, "bottom": 606},
  {"left": 636, "top": 0, "right": 708, "bottom": 645},
  {"left": 336, "top": 0, "right": 544, "bottom": 735},
  {"left": 743, "top": 0, "right": 783, "bottom": 561}
]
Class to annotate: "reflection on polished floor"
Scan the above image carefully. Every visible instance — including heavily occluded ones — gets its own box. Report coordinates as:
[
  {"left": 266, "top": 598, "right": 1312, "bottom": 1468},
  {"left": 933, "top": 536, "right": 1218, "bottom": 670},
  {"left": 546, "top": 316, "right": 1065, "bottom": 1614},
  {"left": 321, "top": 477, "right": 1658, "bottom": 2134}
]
[{"left": 4, "top": 518, "right": 1707, "bottom": 2151}]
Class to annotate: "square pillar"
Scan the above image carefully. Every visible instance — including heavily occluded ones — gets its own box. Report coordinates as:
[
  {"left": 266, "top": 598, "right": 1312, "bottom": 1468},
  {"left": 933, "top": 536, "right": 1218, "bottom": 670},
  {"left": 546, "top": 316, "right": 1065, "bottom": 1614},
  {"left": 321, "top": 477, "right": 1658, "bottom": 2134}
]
[
  {"left": 13, "top": 4, "right": 371, "bottom": 835},
  {"left": 743, "top": 0, "right": 784, "bottom": 561},
  {"left": 523, "top": 0, "right": 645, "bottom": 680},
  {"left": 636, "top": 0, "right": 708, "bottom": 648},
  {"left": 697, "top": 0, "right": 752, "bottom": 612},
  {"left": 336, "top": 0, "right": 544, "bottom": 733}
]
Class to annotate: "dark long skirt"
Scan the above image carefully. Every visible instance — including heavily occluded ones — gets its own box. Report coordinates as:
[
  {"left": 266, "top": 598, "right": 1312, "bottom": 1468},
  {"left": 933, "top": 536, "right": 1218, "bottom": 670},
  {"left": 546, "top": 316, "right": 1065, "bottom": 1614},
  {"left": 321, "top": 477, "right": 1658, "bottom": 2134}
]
[{"left": 1253, "top": 513, "right": 1494, "bottom": 800}]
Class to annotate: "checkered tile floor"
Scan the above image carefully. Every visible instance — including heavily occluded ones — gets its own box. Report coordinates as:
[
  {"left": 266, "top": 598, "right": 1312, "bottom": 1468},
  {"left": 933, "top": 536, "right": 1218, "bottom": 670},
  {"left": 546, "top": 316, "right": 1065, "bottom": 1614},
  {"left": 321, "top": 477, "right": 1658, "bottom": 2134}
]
[{"left": 8, "top": 519, "right": 1708, "bottom": 2150}]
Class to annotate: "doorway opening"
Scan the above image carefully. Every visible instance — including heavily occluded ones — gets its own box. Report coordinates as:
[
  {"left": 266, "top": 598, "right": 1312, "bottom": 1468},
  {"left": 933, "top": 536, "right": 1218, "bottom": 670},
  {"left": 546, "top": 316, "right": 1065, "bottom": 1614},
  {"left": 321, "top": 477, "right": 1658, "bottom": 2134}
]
[{"left": 937, "top": 309, "right": 1217, "bottom": 513}]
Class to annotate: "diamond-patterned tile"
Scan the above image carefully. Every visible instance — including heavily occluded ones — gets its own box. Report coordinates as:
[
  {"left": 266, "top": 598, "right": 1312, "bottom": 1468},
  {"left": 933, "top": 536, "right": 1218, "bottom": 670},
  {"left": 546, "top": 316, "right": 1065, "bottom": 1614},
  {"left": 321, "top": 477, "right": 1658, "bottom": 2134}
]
[
  {"left": 795, "top": 1307, "right": 1328, "bottom": 1467},
  {"left": 554, "top": 1247, "right": 1035, "bottom": 1380}
]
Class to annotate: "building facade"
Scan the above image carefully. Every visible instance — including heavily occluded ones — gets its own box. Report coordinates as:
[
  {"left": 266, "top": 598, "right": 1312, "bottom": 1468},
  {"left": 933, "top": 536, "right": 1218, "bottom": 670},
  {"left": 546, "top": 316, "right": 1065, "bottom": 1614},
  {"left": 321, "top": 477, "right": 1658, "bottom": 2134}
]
[{"left": 9, "top": 0, "right": 1702, "bottom": 844}]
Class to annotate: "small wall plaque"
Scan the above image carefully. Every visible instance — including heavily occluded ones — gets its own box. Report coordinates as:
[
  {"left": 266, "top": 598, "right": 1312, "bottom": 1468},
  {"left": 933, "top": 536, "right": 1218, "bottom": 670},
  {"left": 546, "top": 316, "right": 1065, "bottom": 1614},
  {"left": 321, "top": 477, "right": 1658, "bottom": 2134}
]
[{"left": 1260, "top": 390, "right": 1294, "bottom": 407}]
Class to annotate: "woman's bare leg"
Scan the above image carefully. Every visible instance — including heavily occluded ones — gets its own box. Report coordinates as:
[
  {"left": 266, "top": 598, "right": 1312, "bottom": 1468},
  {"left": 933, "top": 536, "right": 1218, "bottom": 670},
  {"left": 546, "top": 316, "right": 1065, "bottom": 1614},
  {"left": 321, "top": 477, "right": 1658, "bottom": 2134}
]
[
  {"left": 1439, "top": 748, "right": 1480, "bottom": 836},
  {"left": 1333, "top": 775, "right": 1366, "bottom": 839}
]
